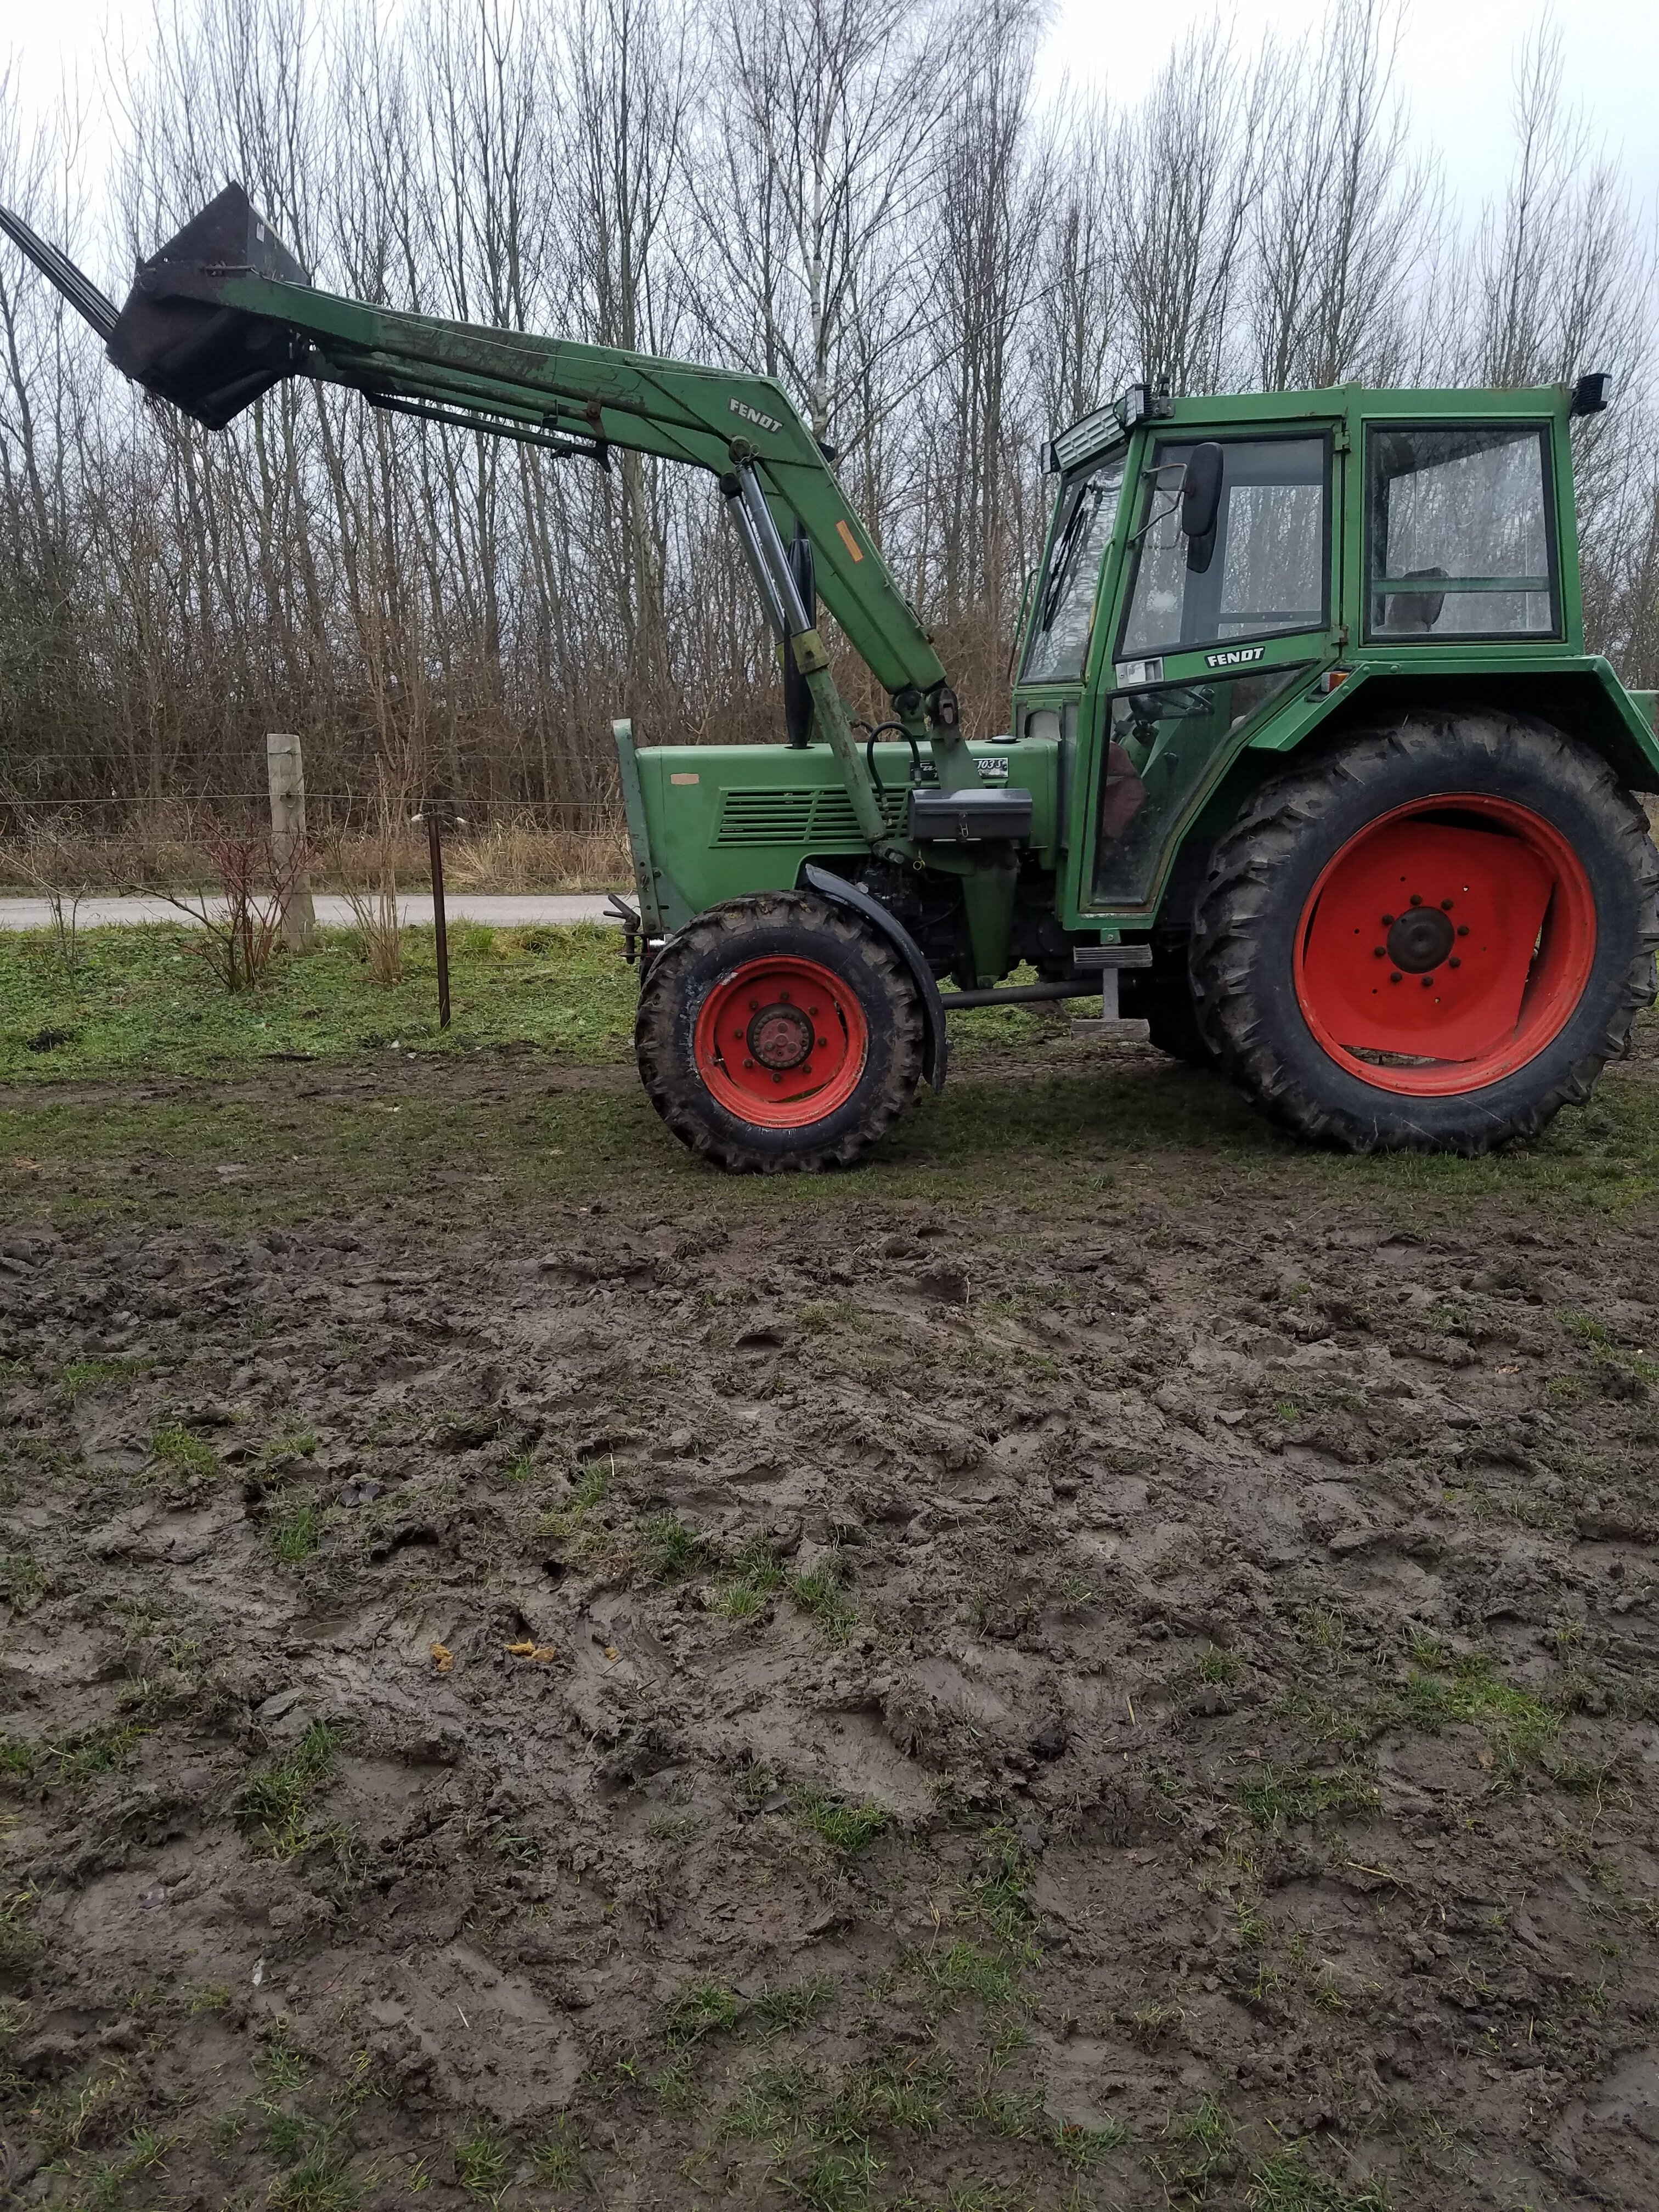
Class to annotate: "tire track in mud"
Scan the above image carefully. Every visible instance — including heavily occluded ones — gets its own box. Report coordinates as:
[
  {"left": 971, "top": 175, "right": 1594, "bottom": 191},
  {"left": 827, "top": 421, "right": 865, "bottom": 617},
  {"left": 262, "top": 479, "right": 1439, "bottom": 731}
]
[{"left": 1, "top": 1060, "right": 1658, "bottom": 2207}]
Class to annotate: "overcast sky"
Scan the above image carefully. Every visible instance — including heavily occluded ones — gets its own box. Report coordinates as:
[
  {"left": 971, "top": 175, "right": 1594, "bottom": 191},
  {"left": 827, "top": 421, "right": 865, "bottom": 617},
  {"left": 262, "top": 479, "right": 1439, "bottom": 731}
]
[
  {"left": 7, "top": 0, "right": 1659, "bottom": 223},
  {"left": 1037, "top": 0, "right": 1659, "bottom": 209}
]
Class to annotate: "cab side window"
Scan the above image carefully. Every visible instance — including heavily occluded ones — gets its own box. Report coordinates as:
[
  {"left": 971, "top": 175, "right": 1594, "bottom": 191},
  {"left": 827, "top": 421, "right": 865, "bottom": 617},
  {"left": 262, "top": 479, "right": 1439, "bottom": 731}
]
[{"left": 1366, "top": 425, "right": 1558, "bottom": 639}]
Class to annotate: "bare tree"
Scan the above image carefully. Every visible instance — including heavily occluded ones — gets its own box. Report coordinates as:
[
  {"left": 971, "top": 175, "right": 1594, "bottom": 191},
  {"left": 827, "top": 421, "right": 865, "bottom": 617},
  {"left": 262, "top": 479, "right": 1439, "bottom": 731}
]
[{"left": 1, "top": 0, "right": 1656, "bottom": 831}]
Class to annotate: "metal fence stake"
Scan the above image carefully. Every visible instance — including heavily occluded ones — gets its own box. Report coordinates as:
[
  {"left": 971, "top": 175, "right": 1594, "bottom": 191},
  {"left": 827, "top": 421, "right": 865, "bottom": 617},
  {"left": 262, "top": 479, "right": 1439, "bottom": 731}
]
[{"left": 427, "top": 806, "right": 451, "bottom": 1028}]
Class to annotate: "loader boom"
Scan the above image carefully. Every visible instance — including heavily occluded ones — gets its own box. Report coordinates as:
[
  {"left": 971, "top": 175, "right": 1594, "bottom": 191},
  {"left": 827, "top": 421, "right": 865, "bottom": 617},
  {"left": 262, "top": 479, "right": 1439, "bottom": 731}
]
[{"left": 0, "top": 184, "right": 972, "bottom": 840}]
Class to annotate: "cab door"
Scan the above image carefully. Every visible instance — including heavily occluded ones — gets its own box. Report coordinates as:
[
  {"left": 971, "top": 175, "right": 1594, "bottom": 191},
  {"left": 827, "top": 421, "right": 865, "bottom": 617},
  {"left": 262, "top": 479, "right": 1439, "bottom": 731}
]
[
  {"left": 1072, "top": 428, "right": 1340, "bottom": 921},
  {"left": 1011, "top": 445, "right": 1130, "bottom": 864}
]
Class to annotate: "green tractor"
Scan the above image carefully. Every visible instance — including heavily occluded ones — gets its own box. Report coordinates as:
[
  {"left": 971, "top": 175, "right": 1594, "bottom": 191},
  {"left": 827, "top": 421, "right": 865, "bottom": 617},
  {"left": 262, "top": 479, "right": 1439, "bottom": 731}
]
[{"left": 10, "top": 184, "right": 1657, "bottom": 1169}]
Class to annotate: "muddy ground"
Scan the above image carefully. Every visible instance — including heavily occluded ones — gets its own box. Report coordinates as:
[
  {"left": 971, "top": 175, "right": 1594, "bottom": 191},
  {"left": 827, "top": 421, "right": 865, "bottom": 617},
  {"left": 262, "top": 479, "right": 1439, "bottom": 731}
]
[{"left": 3, "top": 1027, "right": 1659, "bottom": 2211}]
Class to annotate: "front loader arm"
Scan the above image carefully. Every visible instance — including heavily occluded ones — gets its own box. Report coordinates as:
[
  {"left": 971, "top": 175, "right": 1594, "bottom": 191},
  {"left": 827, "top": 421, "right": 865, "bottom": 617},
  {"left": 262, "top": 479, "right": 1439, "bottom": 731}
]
[
  {"left": 0, "top": 185, "right": 970, "bottom": 845},
  {"left": 234, "top": 273, "right": 947, "bottom": 707}
]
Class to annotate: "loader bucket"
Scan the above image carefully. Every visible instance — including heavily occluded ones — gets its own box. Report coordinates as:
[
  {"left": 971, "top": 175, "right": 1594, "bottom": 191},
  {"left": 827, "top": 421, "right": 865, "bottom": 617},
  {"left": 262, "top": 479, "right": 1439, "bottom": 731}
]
[
  {"left": 0, "top": 183, "right": 310, "bottom": 430},
  {"left": 105, "top": 183, "right": 312, "bottom": 428}
]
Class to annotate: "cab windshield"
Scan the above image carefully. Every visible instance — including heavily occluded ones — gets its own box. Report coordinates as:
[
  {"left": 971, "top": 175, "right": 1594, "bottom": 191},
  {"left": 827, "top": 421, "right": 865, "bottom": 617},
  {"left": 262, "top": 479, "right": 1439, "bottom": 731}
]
[{"left": 1023, "top": 450, "right": 1126, "bottom": 683}]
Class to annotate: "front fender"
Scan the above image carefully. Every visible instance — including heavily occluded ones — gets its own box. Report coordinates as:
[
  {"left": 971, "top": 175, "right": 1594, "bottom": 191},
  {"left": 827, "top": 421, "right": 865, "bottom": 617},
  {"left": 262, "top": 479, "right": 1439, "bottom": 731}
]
[{"left": 802, "top": 864, "right": 948, "bottom": 1090}]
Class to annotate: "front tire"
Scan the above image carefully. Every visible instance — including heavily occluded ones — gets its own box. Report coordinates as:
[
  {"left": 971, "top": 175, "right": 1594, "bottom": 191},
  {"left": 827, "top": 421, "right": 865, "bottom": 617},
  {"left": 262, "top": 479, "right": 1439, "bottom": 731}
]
[
  {"left": 635, "top": 890, "right": 923, "bottom": 1172},
  {"left": 1190, "top": 710, "right": 1659, "bottom": 1153}
]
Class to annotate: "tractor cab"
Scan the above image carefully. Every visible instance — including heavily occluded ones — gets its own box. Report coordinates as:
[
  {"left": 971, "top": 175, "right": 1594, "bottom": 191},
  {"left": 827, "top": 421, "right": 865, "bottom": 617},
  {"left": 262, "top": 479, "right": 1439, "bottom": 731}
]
[{"left": 1012, "top": 385, "right": 1611, "bottom": 939}]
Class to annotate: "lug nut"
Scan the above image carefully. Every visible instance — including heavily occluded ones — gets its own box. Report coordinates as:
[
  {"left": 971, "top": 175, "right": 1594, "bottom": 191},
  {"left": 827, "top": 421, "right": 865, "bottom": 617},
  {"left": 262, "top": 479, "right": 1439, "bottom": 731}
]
[
  {"left": 817, "top": 1036, "right": 830, "bottom": 1048},
  {"left": 742, "top": 1057, "right": 755, "bottom": 1068},
  {"left": 1457, "top": 923, "right": 1470, "bottom": 936},
  {"left": 1421, "top": 975, "right": 1433, "bottom": 988},
  {"left": 1390, "top": 972, "right": 1402, "bottom": 984},
  {"left": 1373, "top": 946, "right": 1385, "bottom": 957},
  {"left": 748, "top": 998, "right": 759, "bottom": 1010},
  {"left": 1409, "top": 892, "right": 1423, "bottom": 907},
  {"left": 1441, "top": 898, "right": 1454, "bottom": 911},
  {"left": 1449, "top": 956, "right": 1461, "bottom": 969},
  {"left": 1381, "top": 912, "right": 1395, "bottom": 925},
  {"left": 808, "top": 1005, "right": 819, "bottom": 1015}
]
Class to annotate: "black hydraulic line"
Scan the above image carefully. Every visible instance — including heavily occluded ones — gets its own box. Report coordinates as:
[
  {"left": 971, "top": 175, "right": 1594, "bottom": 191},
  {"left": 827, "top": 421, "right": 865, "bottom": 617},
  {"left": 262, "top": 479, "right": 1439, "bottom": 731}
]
[
  {"left": 939, "top": 977, "right": 1098, "bottom": 1009},
  {"left": 358, "top": 387, "right": 606, "bottom": 462},
  {"left": 861, "top": 721, "right": 923, "bottom": 792}
]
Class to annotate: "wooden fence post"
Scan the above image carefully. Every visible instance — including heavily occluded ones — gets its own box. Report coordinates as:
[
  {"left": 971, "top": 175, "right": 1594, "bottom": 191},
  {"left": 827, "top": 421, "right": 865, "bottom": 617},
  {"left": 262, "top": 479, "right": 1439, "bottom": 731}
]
[{"left": 265, "top": 730, "right": 315, "bottom": 951}]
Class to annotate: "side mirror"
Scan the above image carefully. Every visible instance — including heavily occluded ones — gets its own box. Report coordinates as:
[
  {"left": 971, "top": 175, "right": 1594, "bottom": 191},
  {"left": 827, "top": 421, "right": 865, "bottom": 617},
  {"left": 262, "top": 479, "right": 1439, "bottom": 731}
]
[{"left": 1181, "top": 442, "right": 1223, "bottom": 572}]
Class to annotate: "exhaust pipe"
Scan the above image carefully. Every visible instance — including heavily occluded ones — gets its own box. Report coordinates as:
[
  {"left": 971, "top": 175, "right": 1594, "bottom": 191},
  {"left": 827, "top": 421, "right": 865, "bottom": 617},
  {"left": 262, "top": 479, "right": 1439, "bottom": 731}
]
[{"left": 0, "top": 182, "right": 310, "bottom": 428}]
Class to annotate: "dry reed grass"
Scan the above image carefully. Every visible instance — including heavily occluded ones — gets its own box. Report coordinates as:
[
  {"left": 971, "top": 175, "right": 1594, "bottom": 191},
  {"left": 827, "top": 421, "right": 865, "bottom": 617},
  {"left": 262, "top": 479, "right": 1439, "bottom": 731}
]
[{"left": 0, "top": 808, "right": 630, "bottom": 896}]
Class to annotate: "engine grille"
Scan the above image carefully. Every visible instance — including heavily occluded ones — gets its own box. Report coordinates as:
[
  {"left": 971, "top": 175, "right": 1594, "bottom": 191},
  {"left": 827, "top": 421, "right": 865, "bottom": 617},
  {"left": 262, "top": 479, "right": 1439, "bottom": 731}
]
[{"left": 714, "top": 785, "right": 905, "bottom": 846}]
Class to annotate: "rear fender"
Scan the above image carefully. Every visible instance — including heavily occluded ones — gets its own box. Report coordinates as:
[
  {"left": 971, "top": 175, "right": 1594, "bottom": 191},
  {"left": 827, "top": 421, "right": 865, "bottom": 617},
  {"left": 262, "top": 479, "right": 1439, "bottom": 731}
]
[{"left": 1256, "top": 664, "right": 1659, "bottom": 793}]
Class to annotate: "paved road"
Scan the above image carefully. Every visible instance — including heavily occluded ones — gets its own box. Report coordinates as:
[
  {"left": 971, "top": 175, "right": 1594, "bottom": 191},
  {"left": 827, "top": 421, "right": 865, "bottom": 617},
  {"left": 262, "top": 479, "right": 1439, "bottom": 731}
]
[{"left": 0, "top": 892, "right": 623, "bottom": 930}]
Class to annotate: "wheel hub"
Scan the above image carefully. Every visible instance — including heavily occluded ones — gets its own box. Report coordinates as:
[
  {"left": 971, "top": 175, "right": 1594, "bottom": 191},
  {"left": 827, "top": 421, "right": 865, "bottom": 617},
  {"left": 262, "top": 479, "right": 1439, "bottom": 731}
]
[
  {"left": 1385, "top": 902, "right": 1455, "bottom": 973},
  {"left": 747, "top": 1000, "right": 815, "bottom": 1071},
  {"left": 692, "top": 953, "right": 868, "bottom": 1129}
]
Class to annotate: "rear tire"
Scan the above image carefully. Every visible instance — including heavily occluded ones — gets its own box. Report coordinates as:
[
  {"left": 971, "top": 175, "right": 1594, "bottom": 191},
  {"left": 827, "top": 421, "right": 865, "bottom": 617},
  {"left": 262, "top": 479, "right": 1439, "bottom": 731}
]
[
  {"left": 1189, "top": 710, "right": 1659, "bottom": 1153},
  {"left": 636, "top": 890, "right": 923, "bottom": 1172},
  {"left": 1122, "top": 935, "right": 1221, "bottom": 1067}
]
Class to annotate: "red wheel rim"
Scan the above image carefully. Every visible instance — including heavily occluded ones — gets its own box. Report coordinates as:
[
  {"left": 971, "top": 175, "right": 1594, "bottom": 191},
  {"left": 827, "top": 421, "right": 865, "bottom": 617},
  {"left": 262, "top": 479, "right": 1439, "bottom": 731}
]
[
  {"left": 1294, "top": 794, "right": 1596, "bottom": 1097},
  {"left": 693, "top": 955, "right": 870, "bottom": 1128}
]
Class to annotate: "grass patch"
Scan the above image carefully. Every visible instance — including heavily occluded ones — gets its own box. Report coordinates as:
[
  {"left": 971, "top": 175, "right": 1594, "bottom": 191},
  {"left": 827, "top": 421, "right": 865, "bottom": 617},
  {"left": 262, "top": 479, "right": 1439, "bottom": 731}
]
[
  {"left": 1159, "top": 2096, "right": 1234, "bottom": 2199},
  {"left": 1054, "top": 2117, "right": 1130, "bottom": 2167},
  {"left": 1246, "top": 2143, "right": 1390, "bottom": 2210},
  {"left": 531, "top": 2116, "right": 584, "bottom": 2185},
  {"left": 961, "top": 1826, "right": 1035, "bottom": 1949},
  {"left": 915, "top": 1941, "right": 1022, "bottom": 2011},
  {"left": 795, "top": 1793, "right": 885, "bottom": 1855},
  {"left": 84, "top": 2128, "right": 177, "bottom": 2207},
  {"left": 722, "top": 2063, "right": 814, "bottom": 2141},
  {"left": 453, "top": 2123, "right": 511, "bottom": 2197},
  {"left": 1239, "top": 1763, "right": 1380, "bottom": 1827},
  {"left": 753, "top": 1978, "right": 835, "bottom": 2035},
  {"left": 0, "top": 1550, "right": 47, "bottom": 1603},
  {"left": 712, "top": 1537, "right": 786, "bottom": 1618},
  {"left": 0, "top": 1885, "right": 43, "bottom": 1969},
  {"left": 662, "top": 1980, "right": 741, "bottom": 2049},
  {"left": 148, "top": 1421, "right": 219, "bottom": 1481},
  {"left": 772, "top": 2136, "right": 881, "bottom": 2210},
  {"left": 0, "top": 921, "right": 637, "bottom": 1085},
  {"left": 788, "top": 1562, "right": 857, "bottom": 1641},
  {"left": 57, "top": 1354, "right": 150, "bottom": 1403},
  {"left": 53, "top": 1722, "right": 145, "bottom": 1786},
  {"left": 269, "top": 1504, "right": 322, "bottom": 1563},
  {"left": 234, "top": 1721, "right": 340, "bottom": 1857},
  {"left": 639, "top": 1512, "right": 710, "bottom": 1582},
  {"left": 1400, "top": 1652, "right": 1560, "bottom": 1771},
  {"left": 268, "top": 2146, "right": 361, "bottom": 2211}
]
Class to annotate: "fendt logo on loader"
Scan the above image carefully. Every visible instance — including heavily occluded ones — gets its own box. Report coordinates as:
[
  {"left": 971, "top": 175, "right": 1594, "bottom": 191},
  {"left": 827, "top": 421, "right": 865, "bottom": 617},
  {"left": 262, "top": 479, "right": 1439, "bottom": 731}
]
[
  {"left": 1204, "top": 644, "right": 1266, "bottom": 670},
  {"left": 730, "top": 398, "right": 782, "bottom": 436}
]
